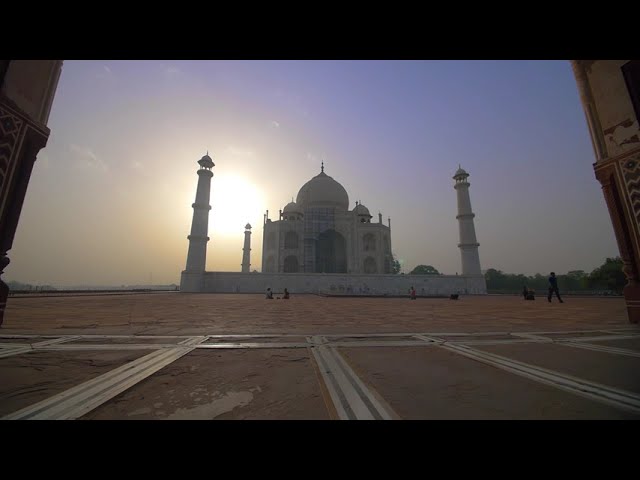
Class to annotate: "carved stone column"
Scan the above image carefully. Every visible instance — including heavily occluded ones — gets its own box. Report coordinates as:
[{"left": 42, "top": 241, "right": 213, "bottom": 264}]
[
  {"left": 594, "top": 152, "right": 640, "bottom": 323},
  {"left": 0, "top": 96, "right": 50, "bottom": 325},
  {"left": 0, "top": 60, "right": 62, "bottom": 326},
  {"left": 572, "top": 59, "right": 640, "bottom": 323}
]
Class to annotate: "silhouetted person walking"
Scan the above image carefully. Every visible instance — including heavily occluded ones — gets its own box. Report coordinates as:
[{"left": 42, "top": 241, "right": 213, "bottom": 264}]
[{"left": 547, "top": 272, "right": 564, "bottom": 303}]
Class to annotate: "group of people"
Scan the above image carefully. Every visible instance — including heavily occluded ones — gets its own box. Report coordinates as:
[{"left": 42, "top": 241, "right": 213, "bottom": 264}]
[
  {"left": 265, "top": 273, "right": 566, "bottom": 303},
  {"left": 266, "top": 288, "right": 289, "bottom": 299},
  {"left": 523, "top": 272, "right": 564, "bottom": 303}
]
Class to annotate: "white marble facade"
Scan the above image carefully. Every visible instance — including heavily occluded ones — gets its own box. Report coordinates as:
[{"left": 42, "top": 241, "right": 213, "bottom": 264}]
[
  {"left": 181, "top": 271, "right": 487, "bottom": 296},
  {"left": 180, "top": 157, "right": 487, "bottom": 295},
  {"left": 262, "top": 165, "right": 393, "bottom": 275}
]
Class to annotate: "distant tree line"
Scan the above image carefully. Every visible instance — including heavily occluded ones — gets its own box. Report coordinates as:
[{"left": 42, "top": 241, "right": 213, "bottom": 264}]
[
  {"left": 409, "top": 265, "right": 441, "bottom": 275},
  {"left": 6, "top": 281, "right": 179, "bottom": 292},
  {"left": 391, "top": 254, "right": 402, "bottom": 274},
  {"left": 485, "top": 257, "right": 625, "bottom": 294},
  {"left": 6, "top": 280, "right": 57, "bottom": 291}
]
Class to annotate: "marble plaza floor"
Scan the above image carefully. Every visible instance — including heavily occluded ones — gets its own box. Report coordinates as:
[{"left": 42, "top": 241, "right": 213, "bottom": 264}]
[{"left": 1, "top": 293, "right": 639, "bottom": 419}]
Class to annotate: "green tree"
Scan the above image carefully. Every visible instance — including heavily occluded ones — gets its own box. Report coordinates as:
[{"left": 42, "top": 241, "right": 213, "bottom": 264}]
[
  {"left": 410, "top": 265, "right": 440, "bottom": 275},
  {"left": 485, "top": 268, "right": 507, "bottom": 290},
  {"left": 6, "top": 280, "right": 35, "bottom": 291},
  {"left": 391, "top": 254, "right": 402, "bottom": 274},
  {"left": 561, "top": 270, "right": 588, "bottom": 291},
  {"left": 484, "top": 259, "right": 625, "bottom": 294},
  {"left": 588, "top": 257, "right": 625, "bottom": 293},
  {"left": 567, "top": 270, "right": 586, "bottom": 278}
]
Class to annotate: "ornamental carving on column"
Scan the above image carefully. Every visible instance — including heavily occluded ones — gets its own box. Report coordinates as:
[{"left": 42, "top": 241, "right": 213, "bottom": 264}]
[
  {"left": 0, "top": 105, "right": 25, "bottom": 210},
  {"left": 619, "top": 153, "right": 640, "bottom": 234}
]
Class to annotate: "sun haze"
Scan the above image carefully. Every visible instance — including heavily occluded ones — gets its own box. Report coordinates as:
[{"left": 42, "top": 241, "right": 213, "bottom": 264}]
[{"left": 7, "top": 60, "right": 616, "bottom": 286}]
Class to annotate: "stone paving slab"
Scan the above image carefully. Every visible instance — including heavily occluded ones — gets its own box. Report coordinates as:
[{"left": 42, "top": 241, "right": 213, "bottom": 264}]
[
  {"left": 338, "top": 346, "right": 639, "bottom": 420},
  {"left": 590, "top": 338, "right": 640, "bottom": 351},
  {"left": 80, "top": 349, "right": 329, "bottom": 420},
  {"left": 0, "top": 350, "right": 153, "bottom": 417},
  {"left": 0, "top": 336, "right": 49, "bottom": 344},
  {"left": 541, "top": 331, "right": 628, "bottom": 339},
  {"left": 66, "top": 337, "right": 185, "bottom": 345},
  {"left": 475, "top": 343, "right": 640, "bottom": 394},
  {"left": 325, "top": 335, "right": 418, "bottom": 343},
  {"left": 1, "top": 294, "right": 632, "bottom": 335},
  {"left": 203, "top": 336, "right": 306, "bottom": 344},
  {"left": 1, "top": 294, "right": 638, "bottom": 420}
]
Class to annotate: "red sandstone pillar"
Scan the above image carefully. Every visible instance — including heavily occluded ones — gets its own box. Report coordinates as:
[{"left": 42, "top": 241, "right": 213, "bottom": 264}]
[{"left": 572, "top": 60, "right": 640, "bottom": 323}]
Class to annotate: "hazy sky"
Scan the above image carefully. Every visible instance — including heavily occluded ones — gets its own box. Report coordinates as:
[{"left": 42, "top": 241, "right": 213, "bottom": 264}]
[{"left": 7, "top": 60, "right": 618, "bottom": 286}]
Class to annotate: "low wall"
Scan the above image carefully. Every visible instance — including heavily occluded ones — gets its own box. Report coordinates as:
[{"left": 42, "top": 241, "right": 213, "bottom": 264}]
[{"left": 181, "top": 271, "right": 487, "bottom": 295}]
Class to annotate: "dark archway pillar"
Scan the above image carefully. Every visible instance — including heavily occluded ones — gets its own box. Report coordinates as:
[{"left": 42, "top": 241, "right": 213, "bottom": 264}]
[
  {"left": 0, "top": 97, "right": 51, "bottom": 325},
  {"left": 594, "top": 156, "right": 640, "bottom": 323},
  {"left": 0, "top": 60, "right": 62, "bottom": 326},
  {"left": 572, "top": 60, "right": 640, "bottom": 324}
]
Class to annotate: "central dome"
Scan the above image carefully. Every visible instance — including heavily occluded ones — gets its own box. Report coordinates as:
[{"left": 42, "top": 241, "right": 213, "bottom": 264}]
[{"left": 296, "top": 171, "right": 349, "bottom": 210}]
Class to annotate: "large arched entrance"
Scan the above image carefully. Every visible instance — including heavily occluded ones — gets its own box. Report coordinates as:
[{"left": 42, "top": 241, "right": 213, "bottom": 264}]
[
  {"left": 315, "top": 229, "right": 347, "bottom": 273},
  {"left": 364, "top": 256, "right": 377, "bottom": 274},
  {"left": 284, "top": 255, "right": 299, "bottom": 273}
]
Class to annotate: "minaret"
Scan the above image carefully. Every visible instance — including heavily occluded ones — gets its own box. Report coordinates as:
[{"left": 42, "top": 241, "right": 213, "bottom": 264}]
[
  {"left": 185, "top": 152, "right": 214, "bottom": 272},
  {"left": 241, "top": 223, "right": 252, "bottom": 273},
  {"left": 453, "top": 166, "right": 482, "bottom": 276}
]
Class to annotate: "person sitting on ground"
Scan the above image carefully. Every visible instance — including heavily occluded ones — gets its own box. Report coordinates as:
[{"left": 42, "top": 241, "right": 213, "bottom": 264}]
[
  {"left": 283, "top": 288, "right": 290, "bottom": 299},
  {"left": 266, "top": 288, "right": 273, "bottom": 299}
]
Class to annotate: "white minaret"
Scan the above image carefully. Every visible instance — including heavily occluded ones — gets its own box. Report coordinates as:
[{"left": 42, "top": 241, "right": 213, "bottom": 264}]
[
  {"left": 241, "top": 223, "right": 252, "bottom": 273},
  {"left": 185, "top": 152, "right": 214, "bottom": 272},
  {"left": 453, "top": 166, "right": 482, "bottom": 276}
]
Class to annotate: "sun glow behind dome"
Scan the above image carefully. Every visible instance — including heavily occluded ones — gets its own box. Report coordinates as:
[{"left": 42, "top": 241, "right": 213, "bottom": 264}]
[{"left": 210, "top": 174, "right": 265, "bottom": 237}]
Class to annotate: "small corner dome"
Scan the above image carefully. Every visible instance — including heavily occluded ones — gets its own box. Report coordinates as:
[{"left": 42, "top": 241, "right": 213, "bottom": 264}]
[
  {"left": 353, "top": 203, "right": 371, "bottom": 216},
  {"left": 245, "top": 223, "right": 252, "bottom": 230},
  {"left": 283, "top": 201, "right": 301, "bottom": 214}
]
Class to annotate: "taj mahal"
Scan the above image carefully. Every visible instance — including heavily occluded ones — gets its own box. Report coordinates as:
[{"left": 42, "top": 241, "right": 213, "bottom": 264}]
[
  {"left": 262, "top": 162, "right": 393, "bottom": 275},
  {"left": 180, "top": 153, "right": 487, "bottom": 295}
]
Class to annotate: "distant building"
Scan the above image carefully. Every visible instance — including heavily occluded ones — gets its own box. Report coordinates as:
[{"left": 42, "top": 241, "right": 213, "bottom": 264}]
[
  {"left": 180, "top": 154, "right": 487, "bottom": 295},
  {"left": 261, "top": 163, "right": 393, "bottom": 274}
]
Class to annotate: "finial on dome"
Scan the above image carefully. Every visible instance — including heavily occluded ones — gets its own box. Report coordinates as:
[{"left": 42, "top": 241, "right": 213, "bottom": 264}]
[{"left": 321, "top": 160, "right": 324, "bottom": 173}]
